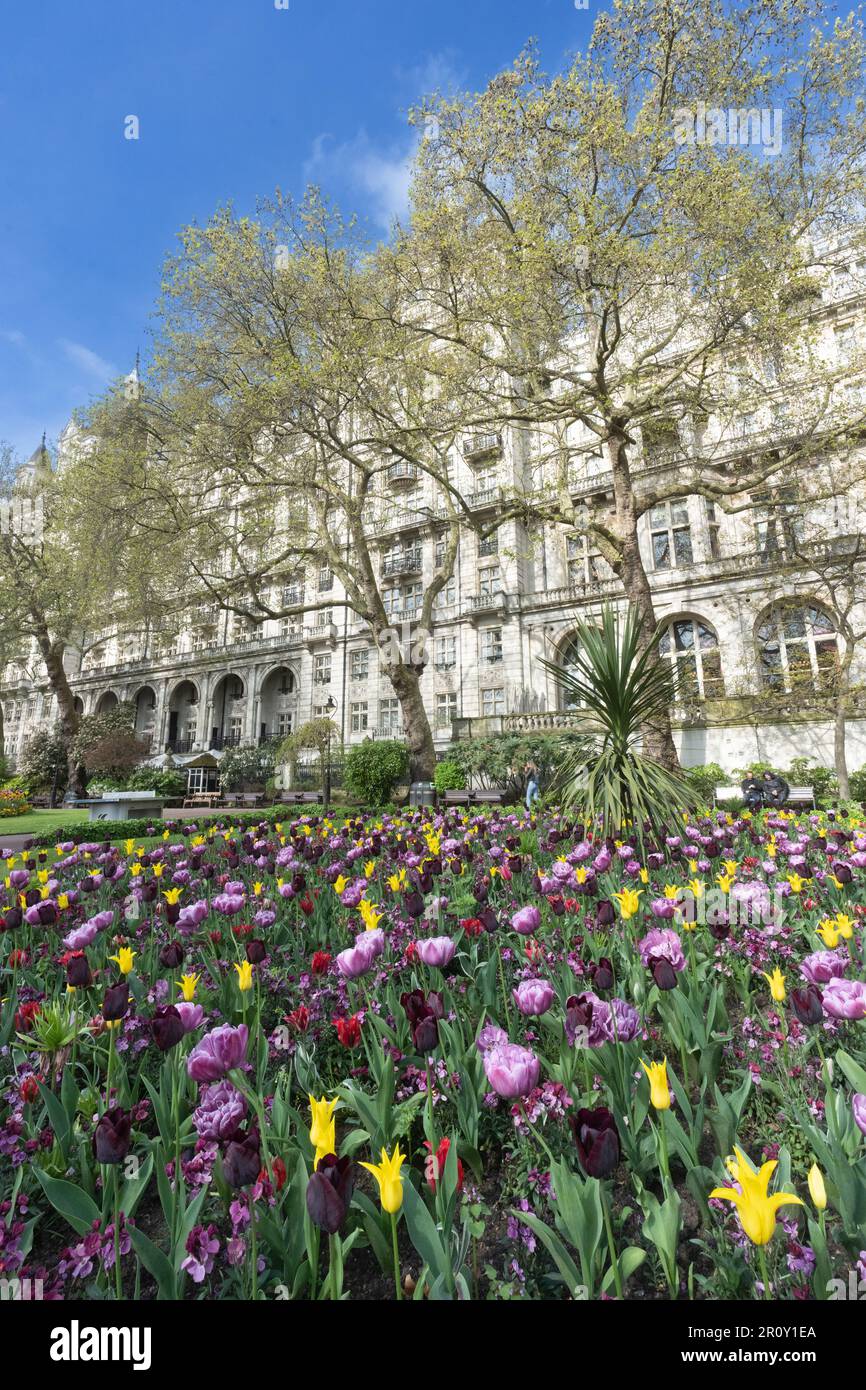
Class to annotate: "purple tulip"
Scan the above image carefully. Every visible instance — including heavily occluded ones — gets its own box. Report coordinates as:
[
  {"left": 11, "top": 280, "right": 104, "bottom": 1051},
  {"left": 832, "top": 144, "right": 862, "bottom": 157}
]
[
  {"left": 638, "top": 927, "right": 685, "bottom": 973},
  {"left": 414, "top": 936, "right": 456, "bottom": 969},
  {"left": 175, "top": 1001, "right": 205, "bottom": 1033},
  {"left": 193, "top": 1080, "right": 248, "bottom": 1141},
  {"left": 476, "top": 1022, "right": 508, "bottom": 1055},
  {"left": 187, "top": 1023, "right": 249, "bottom": 1081},
  {"left": 822, "top": 979, "right": 866, "bottom": 1021},
  {"left": 511, "top": 905, "right": 540, "bottom": 936},
  {"left": 799, "top": 950, "right": 849, "bottom": 986},
  {"left": 483, "top": 1042, "right": 540, "bottom": 1098},
  {"left": 513, "top": 978, "right": 555, "bottom": 1017},
  {"left": 853, "top": 1094, "right": 866, "bottom": 1136}
]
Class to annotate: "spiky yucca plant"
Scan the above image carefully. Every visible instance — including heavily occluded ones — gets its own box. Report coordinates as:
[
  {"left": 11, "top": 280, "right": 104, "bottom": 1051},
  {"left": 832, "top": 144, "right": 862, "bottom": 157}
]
[{"left": 541, "top": 604, "right": 695, "bottom": 842}]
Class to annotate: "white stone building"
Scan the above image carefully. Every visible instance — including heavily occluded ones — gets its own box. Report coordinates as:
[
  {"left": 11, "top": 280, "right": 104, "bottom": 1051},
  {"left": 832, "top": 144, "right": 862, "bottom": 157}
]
[{"left": 3, "top": 254, "right": 866, "bottom": 790}]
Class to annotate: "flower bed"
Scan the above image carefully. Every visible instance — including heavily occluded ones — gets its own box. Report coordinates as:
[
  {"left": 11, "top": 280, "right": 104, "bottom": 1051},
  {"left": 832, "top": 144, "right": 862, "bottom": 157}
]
[
  {"left": 0, "top": 787, "right": 32, "bottom": 818},
  {"left": 2, "top": 805, "right": 865, "bottom": 1302}
]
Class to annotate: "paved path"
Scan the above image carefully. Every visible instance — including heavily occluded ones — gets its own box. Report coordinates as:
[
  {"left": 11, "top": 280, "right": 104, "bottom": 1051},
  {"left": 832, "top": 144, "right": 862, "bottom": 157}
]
[{"left": 0, "top": 833, "right": 37, "bottom": 853}]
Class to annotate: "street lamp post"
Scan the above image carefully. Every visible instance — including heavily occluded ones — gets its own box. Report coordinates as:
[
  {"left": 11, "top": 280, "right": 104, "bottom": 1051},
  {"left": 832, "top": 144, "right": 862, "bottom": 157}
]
[{"left": 323, "top": 695, "right": 337, "bottom": 808}]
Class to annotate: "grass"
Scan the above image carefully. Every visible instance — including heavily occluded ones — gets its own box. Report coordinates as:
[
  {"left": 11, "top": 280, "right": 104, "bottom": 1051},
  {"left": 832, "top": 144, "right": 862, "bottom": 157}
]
[{"left": 0, "top": 808, "right": 91, "bottom": 837}]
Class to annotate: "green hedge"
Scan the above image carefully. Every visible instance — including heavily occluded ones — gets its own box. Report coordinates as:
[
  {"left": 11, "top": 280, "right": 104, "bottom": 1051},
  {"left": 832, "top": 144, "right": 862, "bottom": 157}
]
[{"left": 26, "top": 804, "right": 306, "bottom": 848}]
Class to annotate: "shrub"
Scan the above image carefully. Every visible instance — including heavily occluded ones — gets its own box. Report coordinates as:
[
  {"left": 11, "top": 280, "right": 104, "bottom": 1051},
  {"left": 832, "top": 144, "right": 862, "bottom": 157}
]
[
  {"left": 849, "top": 766, "right": 866, "bottom": 803},
  {"left": 219, "top": 743, "right": 276, "bottom": 791},
  {"left": 343, "top": 740, "right": 409, "bottom": 806},
  {"left": 682, "top": 762, "right": 729, "bottom": 804},
  {"left": 449, "top": 732, "right": 582, "bottom": 797},
  {"left": 0, "top": 787, "right": 32, "bottom": 817},
  {"left": 84, "top": 731, "right": 151, "bottom": 783},
  {"left": 127, "top": 767, "right": 187, "bottom": 798},
  {"left": 433, "top": 759, "right": 466, "bottom": 793},
  {"left": 18, "top": 727, "right": 69, "bottom": 796},
  {"left": 785, "top": 757, "right": 838, "bottom": 801}
]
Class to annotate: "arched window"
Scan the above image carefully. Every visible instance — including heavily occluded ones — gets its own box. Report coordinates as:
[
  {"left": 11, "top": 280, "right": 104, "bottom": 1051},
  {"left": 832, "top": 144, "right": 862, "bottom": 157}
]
[
  {"left": 658, "top": 617, "right": 724, "bottom": 700},
  {"left": 756, "top": 603, "right": 838, "bottom": 693}
]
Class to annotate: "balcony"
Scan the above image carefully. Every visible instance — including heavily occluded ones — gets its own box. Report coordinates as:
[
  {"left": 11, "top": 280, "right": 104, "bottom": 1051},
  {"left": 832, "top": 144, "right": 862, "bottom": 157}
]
[
  {"left": 466, "top": 591, "right": 509, "bottom": 618},
  {"left": 464, "top": 432, "right": 502, "bottom": 462},
  {"left": 467, "top": 485, "right": 502, "bottom": 510},
  {"left": 167, "top": 737, "right": 194, "bottom": 755},
  {"left": 305, "top": 623, "right": 337, "bottom": 646},
  {"left": 209, "top": 733, "right": 243, "bottom": 751},
  {"left": 382, "top": 549, "right": 423, "bottom": 577},
  {"left": 386, "top": 462, "right": 420, "bottom": 486}
]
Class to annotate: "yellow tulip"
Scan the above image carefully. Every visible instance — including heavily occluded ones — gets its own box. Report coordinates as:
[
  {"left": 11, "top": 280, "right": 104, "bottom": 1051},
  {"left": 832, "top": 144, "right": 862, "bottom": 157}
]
[
  {"left": 364, "top": 860, "right": 376, "bottom": 879},
  {"left": 308, "top": 1095, "right": 339, "bottom": 1168},
  {"left": 130, "top": 862, "right": 142, "bottom": 877},
  {"left": 234, "top": 960, "right": 254, "bottom": 992},
  {"left": 612, "top": 888, "right": 642, "bottom": 920},
  {"left": 333, "top": 875, "right": 349, "bottom": 896},
  {"left": 178, "top": 972, "right": 200, "bottom": 1001},
  {"left": 716, "top": 873, "right": 735, "bottom": 894},
  {"left": 641, "top": 1058, "right": 671, "bottom": 1111},
  {"left": 687, "top": 877, "right": 704, "bottom": 898},
  {"left": 163, "top": 887, "right": 182, "bottom": 905},
  {"left": 152, "top": 863, "right": 164, "bottom": 878},
  {"left": 762, "top": 968, "right": 786, "bottom": 1003},
  {"left": 109, "top": 947, "right": 136, "bottom": 976},
  {"left": 359, "top": 898, "right": 383, "bottom": 932},
  {"left": 709, "top": 1146, "right": 803, "bottom": 1245},
  {"left": 816, "top": 919, "right": 841, "bottom": 948},
  {"left": 807, "top": 1163, "right": 827, "bottom": 1211},
  {"left": 663, "top": 884, "right": 679, "bottom": 901},
  {"left": 835, "top": 914, "right": 854, "bottom": 940},
  {"left": 360, "top": 1144, "right": 406, "bottom": 1214},
  {"left": 787, "top": 874, "right": 805, "bottom": 894}
]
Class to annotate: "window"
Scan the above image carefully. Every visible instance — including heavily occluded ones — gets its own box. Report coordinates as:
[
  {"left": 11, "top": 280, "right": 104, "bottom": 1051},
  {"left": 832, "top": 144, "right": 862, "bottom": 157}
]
[
  {"left": 314, "top": 654, "right": 332, "bottom": 685},
  {"left": 318, "top": 567, "right": 334, "bottom": 592},
  {"left": 350, "top": 649, "right": 369, "bottom": 681},
  {"left": 379, "top": 698, "right": 401, "bottom": 734},
  {"left": 228, "top": 716, "right": 243, "bottom": 742},
  {"left": 659, "top": 618, "right": 724, "bottom": 701},
  {"left": 835, "top": 323, "right": 857, "bottom": 363},
  {"left": 478, "top": 565, "right": 501, "bottom": 598},
  {"left": 279, "top": 617, "right": 301, "bottom": 639},
  {"left": 436, "top": 692, "right": 457, "bottom": 728},
  {"left": 478, "top": 529, "right": 499, "bottom": 558},
  {"left": 434, "top": 577, "right": 457, "bottom": 610},
  {"left": 756, "top": 604, "right": 838, "bottom": 694},
  {"left": 567, "top": 534, "right": 603, "bottom": 587},
  {"left": 481, "top": 687, "right": 505, "bottom": 717},
  {"left": 383, "top": 583, "right": 422, "bottom": 618},
  {"left": 351, "top": 702, "right": 368, "bottom": 733},
  {"left": 276, "top": 712, "right": 293, "bottom": 738},
  {"left": 649, "top": 501, "right": 693, "bottom": 569},
  {"left": 481, "top": 628, "right": 503, "bottom": 664},
  {"left": 434, "top": 635, "right": 456, "bottom": 669},
  {"left": 753, "top": 488, "right": 803, "bottom": 563},
  {"left": 557, "top": 635, "right": 584, "bottom": 711},
  {"left": 705, "top": 501, "right": 722, "bottom": 560}
]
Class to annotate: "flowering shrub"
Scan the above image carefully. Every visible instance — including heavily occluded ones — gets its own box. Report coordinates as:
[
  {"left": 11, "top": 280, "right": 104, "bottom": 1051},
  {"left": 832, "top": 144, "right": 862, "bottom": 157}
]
[
  {"left": 1, "top": 801, "right": 865, "bottom": 1302},
  {"left": 0, "top": 786, "right": 32, "bottom": 817}
]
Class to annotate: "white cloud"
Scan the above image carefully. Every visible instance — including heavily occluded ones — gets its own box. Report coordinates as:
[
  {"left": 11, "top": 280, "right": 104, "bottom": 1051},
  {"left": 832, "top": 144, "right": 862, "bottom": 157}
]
[
  {"left": 303, "top": 51, "right": 465, "bottom": 232},
  {"left": 58, "top": 338, "right": 117, "bottom": 381},
  {"left": 0, "top": 328, "right": 26, "bottom": 347},
  {"left": 304, "top": 130, "right": 416, "bottom": 230}
]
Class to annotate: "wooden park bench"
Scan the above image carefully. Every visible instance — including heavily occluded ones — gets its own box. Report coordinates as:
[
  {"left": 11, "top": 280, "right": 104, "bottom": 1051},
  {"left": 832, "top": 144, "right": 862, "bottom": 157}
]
[
  {"left": 473, "top": 789, "right": 507, "bottom": 805},
  {"left": 444, "top": 789, "right": 472, "bottom": 806},
  {"left": 714, "top": 783, "right": 816, "bottom": 810}
]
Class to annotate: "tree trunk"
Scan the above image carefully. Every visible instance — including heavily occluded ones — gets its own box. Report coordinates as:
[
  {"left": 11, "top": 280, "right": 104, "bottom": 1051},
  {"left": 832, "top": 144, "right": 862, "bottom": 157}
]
[
  {"left": 834, "top": 657, "right": 852, "bottom": 801},
  {"left": 36, "top": 633, "right": 85, "bottom": 797},
  {"left": 386, "top": 660, "right": 437, "bottom": 783},
  {"left": 606, "top": 436, "right": 681, "bottom": 772}
]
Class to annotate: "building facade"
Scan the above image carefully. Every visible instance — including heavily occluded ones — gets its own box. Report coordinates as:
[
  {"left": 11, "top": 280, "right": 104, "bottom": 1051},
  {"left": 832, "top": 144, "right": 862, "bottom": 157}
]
[{"left": 3, "top": 254, "right": 866, "bottom": 787}]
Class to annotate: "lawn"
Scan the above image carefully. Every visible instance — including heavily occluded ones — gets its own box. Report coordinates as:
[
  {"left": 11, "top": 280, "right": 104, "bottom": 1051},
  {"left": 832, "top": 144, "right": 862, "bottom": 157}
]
[{"left": 0, "top": 807, "right": 91, "bottom": 837}]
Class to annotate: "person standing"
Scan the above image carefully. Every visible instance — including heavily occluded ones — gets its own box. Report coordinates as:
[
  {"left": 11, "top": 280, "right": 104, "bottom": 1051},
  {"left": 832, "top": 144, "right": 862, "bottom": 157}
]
[{"left": 525, "top": 761, "right": 540, "bottom": 813}]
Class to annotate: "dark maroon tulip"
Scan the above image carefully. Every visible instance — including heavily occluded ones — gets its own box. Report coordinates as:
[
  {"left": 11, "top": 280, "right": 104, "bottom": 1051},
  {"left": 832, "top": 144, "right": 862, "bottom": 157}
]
[
  {"left": 649, "top": 954, "right": 678, "bottom": 990},
  {"left": 507, "top": 855, "right": 523, "bottom": 875},
  {"left": 549, "top": 895, "right": 565, "bottom": 917},
  {"left": 473, "top": 880, "right": 489, "bottom": 905},
  {"left": 160, "top": 941, "right": 184, "bottom": 969},
  {"left": 201, "top": 863, "right": 216, "bottom": 880},
  {"left": 707, "top": 913, "right": 730, "bottom": 942},
  {"left": 571, "top": 1106, "right": 620, "bottom": 1179},
  {"left": 3, "top": 907, "right": 22, "bottom": 931},
  {"left": 66, "top": 953, "right": 92, "bottom": 988},
  {"left": 588, "top": 957, "right": 614, "bottom": 992},
  {"left": 140, "top": 881, "right": 158, "bottom": 903},
  {"left": 223, "top": 1125, "right": 261, "bottom": 1187},
  {"left": 245, "top": 939, "right": 267, "bottom": 965},
  {"left": 595, "top": 898, "right": 616, "bottom": 927},
  {"left": 102, "top": 980, "right": 130, "bottom": 1022},
  {"left": 165, "top": 900, "right": 181, "bottom": 926},
  {"left": 93, "top": 1106, "right": 132, "bottom": 1164},
  {"left": 478, "top": 907, "right": 498, "bottom": 934},
  {"left": 565, "top": 994, "right": 593, "bottom": 1047},
  {"left": 832, "top": 862, "right": 852, "bottom": 885},
  {"left": 151, "top": 1004, "right": 185, "bottom": 1052},
  {"left": 306, "top": 1152, "right": 355, "bottom": 1233},
  {"left": 291, "top": 872, "right": 306, "bottom": 893},
  {"left": 791, "top": 985, "right": 824, "bottom": 1026},
  {"left": 403, "top": 891, "right": 425, "bottom": 919},
  {"left": 401, "top": 989, "right": 440, "bottom": 1053}
]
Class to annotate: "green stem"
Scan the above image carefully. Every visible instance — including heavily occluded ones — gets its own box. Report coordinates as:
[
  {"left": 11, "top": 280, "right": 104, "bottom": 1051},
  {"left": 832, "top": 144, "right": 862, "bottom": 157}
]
[
  {"left": 391, "top": 1211, "right": 402, "bottom": 1301},
  {"left": 112, "top": 1165, "right": 122, "bottom": 1301},
  {"left": 601, "top": 1181, "right": 623, "bottom": 1299},
  {"left": 757, "top": 1242, "right": 773, "bottom": 1300}
]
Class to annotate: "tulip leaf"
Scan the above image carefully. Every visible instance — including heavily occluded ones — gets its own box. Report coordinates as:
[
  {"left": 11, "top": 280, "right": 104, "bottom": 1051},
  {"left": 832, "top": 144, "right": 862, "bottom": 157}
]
[
  {"left": 835, "top": 1049, "right": 866, "bottom": 1096},
  {"left": 33, "top": 1169, "right": 100, "bottom": 1237},
  {"left": 36, "top": 1080, "right": 71, "bottom": 1156},
  {"left": 402, "top": 1179, "right": 451, "bottom": 1287},
  {"left": 128, "top": 1224, "right": 177, "bottom": 1300},
  {"left": 601, "top": 1244, "right": 646, "bottom": 1294},
  {"left": 511, "top": 1208, "right": 583, "bottom": 1295},
  {"left": 120, "top": 1151, "right": 154, "bottom": 1221}
]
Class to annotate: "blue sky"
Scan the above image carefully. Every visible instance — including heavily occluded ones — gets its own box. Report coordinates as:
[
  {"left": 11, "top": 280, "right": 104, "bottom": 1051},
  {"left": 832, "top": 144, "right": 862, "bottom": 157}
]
[{"left": 0, "top": 0, "right": 593, "bottom": 460}]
